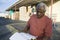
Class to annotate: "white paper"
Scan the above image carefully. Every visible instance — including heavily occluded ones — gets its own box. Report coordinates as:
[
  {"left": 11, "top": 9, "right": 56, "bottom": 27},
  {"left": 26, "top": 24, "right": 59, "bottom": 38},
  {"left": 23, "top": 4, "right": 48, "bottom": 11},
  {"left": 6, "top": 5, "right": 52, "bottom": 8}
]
[{"left": 9, "top": 32, "right": 36, "bottom": 40}]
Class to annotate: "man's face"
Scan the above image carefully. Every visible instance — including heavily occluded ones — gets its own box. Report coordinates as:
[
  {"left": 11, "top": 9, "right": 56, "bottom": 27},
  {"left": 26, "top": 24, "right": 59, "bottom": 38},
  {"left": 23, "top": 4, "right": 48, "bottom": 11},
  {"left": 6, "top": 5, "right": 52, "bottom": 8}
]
[{"left": 36, "top": 6, "right": 45, "bottom": 18}]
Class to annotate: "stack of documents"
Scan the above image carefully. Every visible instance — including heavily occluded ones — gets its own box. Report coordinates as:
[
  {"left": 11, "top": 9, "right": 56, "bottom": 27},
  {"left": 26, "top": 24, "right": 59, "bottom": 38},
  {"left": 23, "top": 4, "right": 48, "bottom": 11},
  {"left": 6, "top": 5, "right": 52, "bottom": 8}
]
[{"left": 9, "top": 32, "right": 36, "bottom": 40}]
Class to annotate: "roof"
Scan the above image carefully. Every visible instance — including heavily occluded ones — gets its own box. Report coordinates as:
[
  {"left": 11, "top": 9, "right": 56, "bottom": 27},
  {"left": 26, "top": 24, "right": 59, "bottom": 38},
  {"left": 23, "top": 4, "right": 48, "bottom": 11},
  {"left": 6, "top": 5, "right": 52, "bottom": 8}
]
[{"left": 6, "top": 0, "right": 59, "bottom": 11}]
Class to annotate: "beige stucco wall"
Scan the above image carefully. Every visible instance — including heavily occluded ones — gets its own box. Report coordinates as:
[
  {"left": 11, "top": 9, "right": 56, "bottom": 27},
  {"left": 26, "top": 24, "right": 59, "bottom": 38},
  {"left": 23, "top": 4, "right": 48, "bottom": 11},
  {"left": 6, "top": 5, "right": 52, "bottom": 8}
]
[
  {"left": 48, "top": 1, "right": 60, "bottom": 22},
  {"left": 19, "top": 6, "right": 30, "bottom": 21}
]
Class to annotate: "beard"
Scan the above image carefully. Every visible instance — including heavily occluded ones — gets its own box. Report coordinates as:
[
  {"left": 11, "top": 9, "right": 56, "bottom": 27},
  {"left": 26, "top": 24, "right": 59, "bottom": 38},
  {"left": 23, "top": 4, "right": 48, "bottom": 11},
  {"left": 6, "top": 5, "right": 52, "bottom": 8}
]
[{"left": 37, "top": 13, "right": 44, "bottom": 18}]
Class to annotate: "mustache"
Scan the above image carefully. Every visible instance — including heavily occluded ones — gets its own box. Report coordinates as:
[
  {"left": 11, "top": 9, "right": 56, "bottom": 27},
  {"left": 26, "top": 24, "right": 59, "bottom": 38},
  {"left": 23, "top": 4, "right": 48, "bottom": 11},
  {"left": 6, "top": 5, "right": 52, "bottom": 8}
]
[{"left": 36, "top": 9, "right": 46, "bottom": 12}]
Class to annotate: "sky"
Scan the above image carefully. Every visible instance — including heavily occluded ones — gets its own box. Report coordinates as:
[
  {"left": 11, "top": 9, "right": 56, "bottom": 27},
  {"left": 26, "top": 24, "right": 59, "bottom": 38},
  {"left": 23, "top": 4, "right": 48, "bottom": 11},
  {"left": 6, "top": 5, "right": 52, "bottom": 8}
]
[{"left": 0, "top": 0, "right": 18, "bottom": 12}]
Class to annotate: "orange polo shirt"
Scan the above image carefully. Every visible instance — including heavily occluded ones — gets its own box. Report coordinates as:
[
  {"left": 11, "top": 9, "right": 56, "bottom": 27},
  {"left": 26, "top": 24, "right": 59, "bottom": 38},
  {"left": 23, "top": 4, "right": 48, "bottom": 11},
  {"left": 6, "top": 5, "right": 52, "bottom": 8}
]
[{"left": 27, "top": 14, "right": 52, "bottom": 40}]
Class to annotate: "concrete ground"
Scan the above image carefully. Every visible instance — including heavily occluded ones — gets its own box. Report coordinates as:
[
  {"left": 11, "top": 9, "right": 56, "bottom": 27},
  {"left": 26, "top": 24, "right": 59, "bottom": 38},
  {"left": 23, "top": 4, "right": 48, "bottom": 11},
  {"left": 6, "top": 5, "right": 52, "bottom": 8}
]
[{"left": 0, "top": 17, "right": 26, "bottom": 40}]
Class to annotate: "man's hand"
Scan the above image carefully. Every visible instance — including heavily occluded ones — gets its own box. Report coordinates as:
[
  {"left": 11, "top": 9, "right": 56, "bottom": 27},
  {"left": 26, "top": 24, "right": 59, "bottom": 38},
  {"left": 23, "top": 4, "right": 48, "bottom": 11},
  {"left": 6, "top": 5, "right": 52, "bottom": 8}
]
[{"left": 22, "top": 26, "right": 30, "bottom": 33}]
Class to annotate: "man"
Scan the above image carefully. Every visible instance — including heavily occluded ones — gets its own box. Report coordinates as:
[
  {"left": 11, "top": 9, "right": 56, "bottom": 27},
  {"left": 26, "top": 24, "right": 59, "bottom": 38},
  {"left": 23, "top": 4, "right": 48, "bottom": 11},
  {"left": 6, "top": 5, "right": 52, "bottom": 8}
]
[{"left": 24, "top": 2, "right": 52, "bottom": 40}]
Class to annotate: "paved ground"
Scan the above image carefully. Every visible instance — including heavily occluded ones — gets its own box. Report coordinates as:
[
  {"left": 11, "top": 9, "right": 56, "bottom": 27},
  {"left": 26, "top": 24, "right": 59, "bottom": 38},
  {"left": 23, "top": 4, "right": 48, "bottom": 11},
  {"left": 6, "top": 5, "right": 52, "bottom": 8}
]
[
  {"left": 0, "top": 17, "right": 60, "bottom": 40},
  {"left": 0, "top": 17, "right": 26, "bottom": 40}
]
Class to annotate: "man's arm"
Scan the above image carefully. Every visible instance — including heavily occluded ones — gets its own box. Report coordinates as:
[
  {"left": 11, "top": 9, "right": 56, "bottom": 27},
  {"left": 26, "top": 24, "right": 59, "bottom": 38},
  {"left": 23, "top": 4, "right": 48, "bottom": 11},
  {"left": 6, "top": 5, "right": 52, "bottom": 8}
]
[
  {"left": 23, "top": 18, "right": 30, "bottom": 33},
  {"left": 23, "top": 26, "right": 30, "bottom": 33}
]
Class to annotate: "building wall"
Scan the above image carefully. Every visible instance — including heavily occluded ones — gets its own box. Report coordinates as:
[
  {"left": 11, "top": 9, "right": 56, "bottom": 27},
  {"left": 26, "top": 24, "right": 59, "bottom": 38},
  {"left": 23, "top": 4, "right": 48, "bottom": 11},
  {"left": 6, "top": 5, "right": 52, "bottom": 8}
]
[
  {"left": 19, "top": 6, "right": 31, "bottom": 21},
  {"left": 48, "top": 1, "right": 60, "bottom": 22},
  {"left": 12, "top": 11, "right": 19, "bottom": 20},
  {"left": 19, "top": 6, "right": 37, "bottom": 21},
  {"left": 19, "top": 1, "right": 60, "bottom": 22}
]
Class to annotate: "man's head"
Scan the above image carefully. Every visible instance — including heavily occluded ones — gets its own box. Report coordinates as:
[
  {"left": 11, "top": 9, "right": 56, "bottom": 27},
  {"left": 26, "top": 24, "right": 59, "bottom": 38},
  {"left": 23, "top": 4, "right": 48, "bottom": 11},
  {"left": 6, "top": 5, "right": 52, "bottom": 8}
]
[{"left": 36, "top": 2, "right": 46, "bottom": 18}]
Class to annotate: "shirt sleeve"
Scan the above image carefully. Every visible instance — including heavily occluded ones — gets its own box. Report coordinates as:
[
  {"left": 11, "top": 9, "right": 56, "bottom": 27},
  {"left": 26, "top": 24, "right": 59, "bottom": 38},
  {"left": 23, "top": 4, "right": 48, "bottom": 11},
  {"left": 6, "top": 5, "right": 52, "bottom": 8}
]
[{"left": 45, "top": 19, "right": 52, "bottom": 37}]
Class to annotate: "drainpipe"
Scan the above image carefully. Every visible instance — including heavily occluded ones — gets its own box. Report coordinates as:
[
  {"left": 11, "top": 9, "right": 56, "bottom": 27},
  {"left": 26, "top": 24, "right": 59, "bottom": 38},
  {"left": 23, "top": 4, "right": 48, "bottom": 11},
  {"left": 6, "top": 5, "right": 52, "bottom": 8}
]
[
  {"left": 51, "top": 0, "right": 53, "bottom": 18},
  {"left": 51, "top": 0, "right": 57, "bottom": 25}
]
